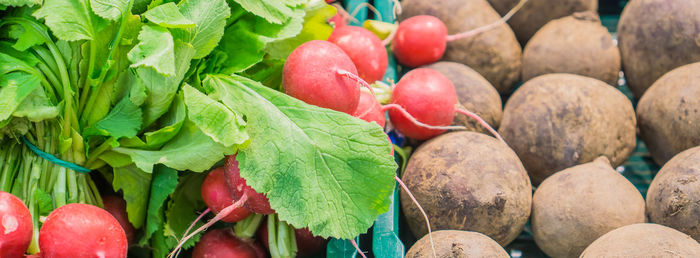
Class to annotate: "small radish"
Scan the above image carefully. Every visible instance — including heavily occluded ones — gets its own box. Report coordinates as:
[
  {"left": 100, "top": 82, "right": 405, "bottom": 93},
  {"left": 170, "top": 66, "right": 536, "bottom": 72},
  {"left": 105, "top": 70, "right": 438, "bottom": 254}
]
[
  {"left": 328, "top": 26, "right": 388, "bottom": 83},
  {"left": 353, "top": 90, "right": 386, "bottom": 128},
  {"left": 391, "top": 0, "right": 528, "bottom": 67},
  {"left": 202, "top": 167, "right": 252, "bottom": 223},
  {"left": 0, "top": 191, "right": 32, "bottom": 258},
  {"left": 384, "top": 68, "right": 503, "bottom": 142},
  {"left": 39, "top": 203, "right": 127, "bottom": 257},
  {"left": 102, "top": 195, "right": 136, "bottom": 245},
  {"left": 257, "top": 223, "right": 328, "bottom": 257},
  {"left": 192, "top": 228, "right": 264, "bottom": 258},
  {"left": 283, "top": 40, "right": 361, "bottom": 114},
  {"left": 224, "top": 155, "right": 274, "bottom": 215}
]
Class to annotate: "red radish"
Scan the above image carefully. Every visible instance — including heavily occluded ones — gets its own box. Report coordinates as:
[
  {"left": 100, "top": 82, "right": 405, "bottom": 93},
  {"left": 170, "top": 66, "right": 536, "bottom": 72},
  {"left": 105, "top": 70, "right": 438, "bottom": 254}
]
[
  {"left": 384, "top": 68, "right": 503, "bottom": 142},
  {"left": 39, "top": 203, "right": 127, "bottom": 257},
  {"left": 192, "top": 228, "right": 264, "bottom": 258},
  {"left": 202, "top": 167, "right": 252, "bottom": 223},
  {"left": 0, "top": 191, "right": 32, "bottom": 258},
  {"left": 329, "top": 26, "right": 389, "bottom": 83},
  {"left": 102, "top": 195, "right": 136, "bottom": 245},
  {"left": 353, "top": 90, "right": 386, "bottom": 128},
  {"left": 283, "top": 40, "right": 361, "bottom": 114},
  {"left": 387, "top": 68, "right": 456, "bottom": 140},
  {"left": 257, "top": 223, "right": 328, "bottom": 257},
  {"left": 391, "top": 0, "right": 528, "bottom": 67},
  {"left": 224, "top": 155, "right": 274, "bottom": 215},
  {"left": 391, "top": 15, "right": 448, "bottom": 68}
]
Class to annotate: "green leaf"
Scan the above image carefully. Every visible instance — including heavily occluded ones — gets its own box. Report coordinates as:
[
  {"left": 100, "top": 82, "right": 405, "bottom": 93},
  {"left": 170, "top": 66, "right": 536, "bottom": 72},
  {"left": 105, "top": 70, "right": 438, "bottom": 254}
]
[
  {"left": 90, "top": 0, "right": 130, "bottom": 21},
  {"left": 138, "top": 40, "right": 195, "bottom": 126},
  {"left": 99, "top": 150, "right": 132, "bottom": 167},
  {"left": 172, "top": 0, "right": 230, "bottom": 59},
  {"left": 143, "top": 2, "right": 195, "bottom": 28},
  {"left": 33, "top": 0, "right": 106, "bottom": 41},
  {"left": 140, "top": 165, "right": 179, "bottom": 245},
  {"left": 163, "top": 172, "right": 207, "bottom": 250},
  {"left": 0, "top": 0, "right": 40, "bottom": 7},
  {"left": 12, "top": 85, "right": 60, "bottom": 122},
  {"left": 113, "top": 120, "right": 235, "bottom": 173},
  {"left": 143, "top": 92, "right": 186, "bottom": 149},
  {"left": 83, "top": 97, "right": 143, "bottom": 140},
  {"left": 265, "top": 2, "right": 335, "bottom": 59},
  {"left": 34, "top": 188, "right": 54, "bottom": 216},
  {"left": 0, "top": 72, "right": 41, "bottom": 122},
  {"left": 128, "top": 25, "right": 176, "bottom": 76},
  {"left": 232, "top": 0, "right": 302, "bottom": 24},
  {"left": 113, "top": 164, "right": 152, "bottom": 229},
  {"left": 183, "top": 84, "right": 247, "bottom": 147},
  {"left": 4, "top": 21, "right": 47, "bottom": 51},
  {"left": 205, "top": 74, "right": 397, "bottom": 239}
]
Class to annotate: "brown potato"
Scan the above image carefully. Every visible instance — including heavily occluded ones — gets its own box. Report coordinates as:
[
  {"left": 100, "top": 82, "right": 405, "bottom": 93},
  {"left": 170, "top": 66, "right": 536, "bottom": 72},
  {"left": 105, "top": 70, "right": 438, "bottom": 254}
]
[
  {"left": 406, "top": 230, "right": 509, "bottom": 258},
  {"left": 423, "top": 62, "right": 502, "bottom": 133},
  {"left": 399, "top": 0, "right": 522, "bottom": 94},
  {"left": 646, "top": 146, "right": 700, "bottom": 242},
  {"left": 580, "top": 223, "right": 700, "bottom": 257},
  {"left": 637, "top": 62, "right": 700, "bottom": 165},
  {"left": 487, "top": 0, "right": 597, "bottom": 44},
  {"left": 399, "top": 131, "right": 531, "bottom": 246},
  {"left": 522, "top": 12, "right": 620, "bottom": 86},
  {"left": 498, "top": 73, "right": 636, "bottom": 185},
  {"left": 531, "top": 157, "right": 645, "bottom": 258},
  {"left": 617, "top": 0, "right": 700, "bottom": 98}
]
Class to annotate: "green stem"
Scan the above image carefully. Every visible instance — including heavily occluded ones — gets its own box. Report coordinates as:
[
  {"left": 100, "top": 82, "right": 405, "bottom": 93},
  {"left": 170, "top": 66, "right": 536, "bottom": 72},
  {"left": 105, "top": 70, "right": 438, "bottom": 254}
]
[
  {"left": 234, "top": 213, "right": 264, "bottom": 239},
  {"left": 84, "top": 138, "right": 113, "bottom": 168}
]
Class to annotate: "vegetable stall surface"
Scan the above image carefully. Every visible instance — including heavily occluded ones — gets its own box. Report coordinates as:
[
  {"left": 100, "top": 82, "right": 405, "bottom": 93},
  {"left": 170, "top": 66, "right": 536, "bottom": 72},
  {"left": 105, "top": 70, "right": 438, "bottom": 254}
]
[
  {"left": 39, "top": 203, "right": 128, "bottom": 257},
  {"left": 0, "top": 191, "right": 33, "bottom": 258},
  {"left": 0, "top": 0, "right": 398, "bottom": 256}
]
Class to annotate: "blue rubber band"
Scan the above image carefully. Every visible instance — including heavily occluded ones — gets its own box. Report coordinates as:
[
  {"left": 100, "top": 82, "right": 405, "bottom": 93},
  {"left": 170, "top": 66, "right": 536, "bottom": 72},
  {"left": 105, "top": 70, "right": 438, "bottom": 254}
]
[{"left": 21, "top": 136, "right": 91, "bottom": 173}]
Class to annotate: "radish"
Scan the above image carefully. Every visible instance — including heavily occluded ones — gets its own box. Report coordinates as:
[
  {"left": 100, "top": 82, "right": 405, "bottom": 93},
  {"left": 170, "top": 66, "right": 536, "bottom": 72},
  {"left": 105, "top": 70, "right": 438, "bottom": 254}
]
[
  {"left": 192, "top": 228, "right": 264, "bottom": 258},
  {"left": 328, "top": 26, "right": 388, "bottom": 83},
  {"left": 384, "top": 68, "right": 503, "bottom": 141},
  {"left": 257, "top": 223, "right": 328, "bottom": 257},
  {"left": 353, "top": 90, "right": 386, "bottom": 128},
  {"left": 283, "top": 40, "right": 362, "bottom": 114},
  {"left": 390, "top": 0, "right": 528, "bottom": 67},
  {"left": 202, "top": 167, "right": 252, "bottom": 223},
  {"left": 39, "top": 203, "right": 127, "bottom": 257},
  {"left": 0, "top": 191, "right": 32, "bottom": 258},
  {"left": 102, "top": 195, "right": 136, "bottom": 245},
  {"left": 224, "top": 155, "right": 274, "bottom": 215}
]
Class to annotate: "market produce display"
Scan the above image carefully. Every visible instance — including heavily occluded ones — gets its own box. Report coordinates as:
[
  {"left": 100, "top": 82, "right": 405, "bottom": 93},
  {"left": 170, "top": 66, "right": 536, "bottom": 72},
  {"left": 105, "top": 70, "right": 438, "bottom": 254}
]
[{"left": 3, "top": 0, "right": 700, "bottom": 257}]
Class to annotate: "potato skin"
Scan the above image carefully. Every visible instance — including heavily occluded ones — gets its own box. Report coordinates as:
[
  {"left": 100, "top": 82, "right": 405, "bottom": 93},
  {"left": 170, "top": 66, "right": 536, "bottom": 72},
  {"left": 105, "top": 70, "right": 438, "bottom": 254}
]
[
  {"left": 531, "top": 157, "right": 645, "bottom": 258},
  {"left": 423, "top": 62, "right": 502, "bottom": 133},
  {"left": 399, "top": 0, "right": 521, "bottom": 94},
  {"left": 498, "top": 74, "right": 636, "bottom": 185},
  {"left": 580, "top": 223, "right": 700, "bottom": 257},
  {"left": 646, "top": 146, "right": 700, "bottom": 242},
  {"left": 399, "top": 131, "right": 532, "bottom": 246},
  {"left": 522, "top": 12, "right": 620, "bottom": 86},
  {"left": 617, "top": 0, "right": 700, "bottom": 98},
  {"left": 487, "top": 0, "right": 597, "bottom": 44},
  {"left": 637, "top": 62, "right": 700, "bottom": 166},
  {"left": 406, "top": 230, "right": 509, "bottom": 258}
]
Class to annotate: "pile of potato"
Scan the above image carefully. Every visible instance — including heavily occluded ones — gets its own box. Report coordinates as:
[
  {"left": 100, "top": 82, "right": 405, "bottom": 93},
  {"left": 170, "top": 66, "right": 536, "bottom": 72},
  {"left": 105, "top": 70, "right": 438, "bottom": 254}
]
[{"left": 396, "top": 0, "right": 700, "bottom": 256}]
